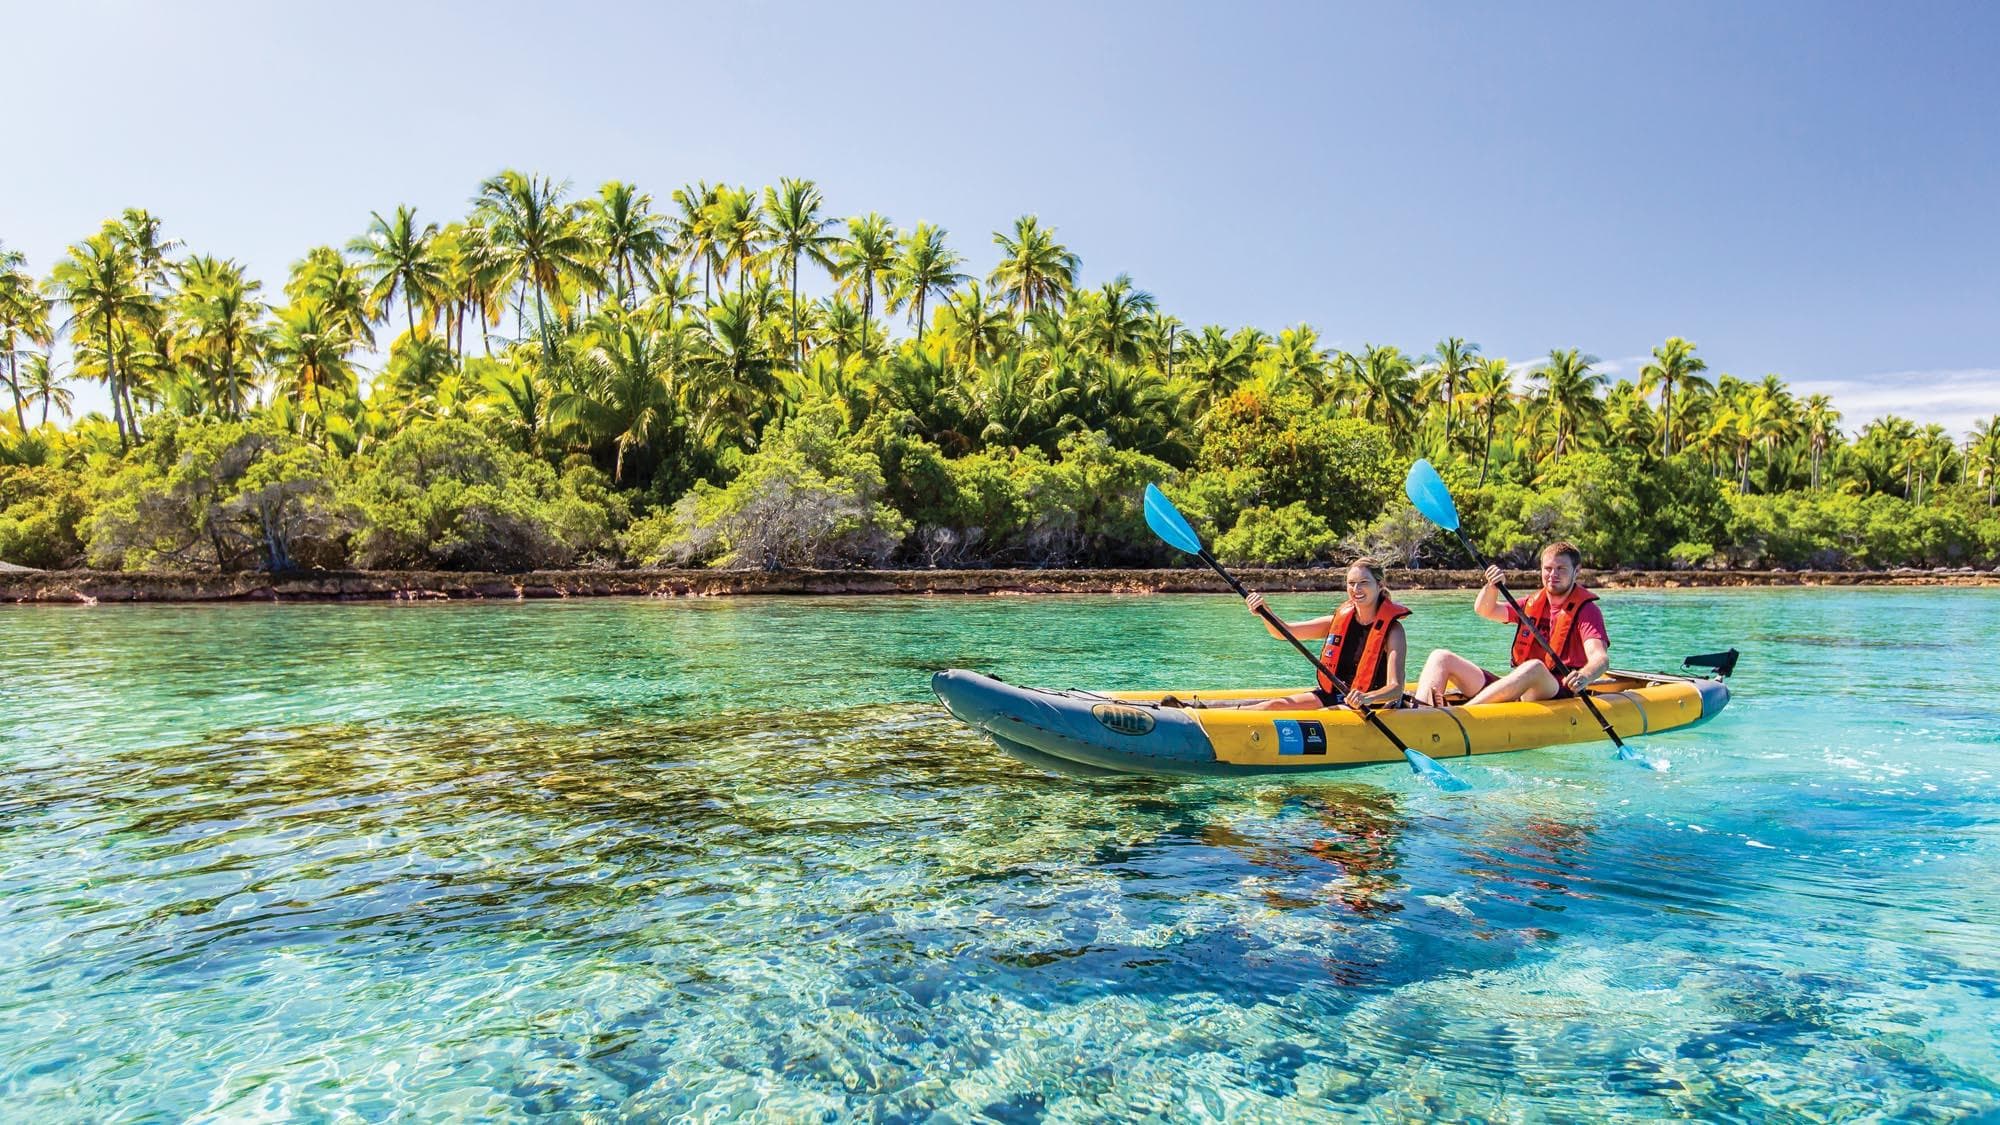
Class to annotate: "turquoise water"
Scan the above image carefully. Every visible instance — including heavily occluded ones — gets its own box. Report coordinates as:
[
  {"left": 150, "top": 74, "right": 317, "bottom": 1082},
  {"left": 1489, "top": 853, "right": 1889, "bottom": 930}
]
[{"left": 2, "top": 588, "right": 1996, "bottom": 1120}]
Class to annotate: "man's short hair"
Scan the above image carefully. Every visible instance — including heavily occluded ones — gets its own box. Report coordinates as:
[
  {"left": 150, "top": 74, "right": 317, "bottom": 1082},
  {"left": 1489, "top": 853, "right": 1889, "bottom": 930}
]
[{"left": 1540, "top": 540, "right": 1583, "bottom": 569}]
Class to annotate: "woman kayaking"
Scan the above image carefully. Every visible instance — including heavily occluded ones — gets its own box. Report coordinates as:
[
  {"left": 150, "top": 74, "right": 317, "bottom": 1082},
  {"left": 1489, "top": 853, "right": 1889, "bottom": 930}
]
[{"left": 1236, "top": 556, "right": 1412, "bottom": 712}]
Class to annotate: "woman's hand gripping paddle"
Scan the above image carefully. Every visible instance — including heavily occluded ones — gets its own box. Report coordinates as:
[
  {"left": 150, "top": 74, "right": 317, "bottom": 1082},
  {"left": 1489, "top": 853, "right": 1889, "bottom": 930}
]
[
  {"left": 1143, "top": 483, "right": 1470, "bottom": 792},
  {"left": 1402, "top": 459, "right": 1664, "bottom": 770}
]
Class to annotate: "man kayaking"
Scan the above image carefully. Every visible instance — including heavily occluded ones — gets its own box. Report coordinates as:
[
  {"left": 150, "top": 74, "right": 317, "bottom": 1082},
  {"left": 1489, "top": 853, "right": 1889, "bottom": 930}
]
[
  {"left": 1236, "top": 557, "right": 1411, "bottom": 711},
  {"left": 1414, "top": 540, "right": 1609, "bottom": 706}
]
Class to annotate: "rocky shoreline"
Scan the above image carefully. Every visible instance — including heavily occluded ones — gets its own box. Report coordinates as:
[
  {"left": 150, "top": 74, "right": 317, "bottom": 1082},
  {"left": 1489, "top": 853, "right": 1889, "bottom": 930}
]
[{"left": 2, "top": 565, "right": 1997, "bottom": 604}]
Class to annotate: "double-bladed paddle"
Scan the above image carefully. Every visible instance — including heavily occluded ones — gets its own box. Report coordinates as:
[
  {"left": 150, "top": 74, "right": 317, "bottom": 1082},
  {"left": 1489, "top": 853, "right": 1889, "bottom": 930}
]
[
  {"left": 1403, "top": 459, "right": 1660, "bottom": 768},
  {"left": 1142, "top": 483, "right": 1471, "bottom": 792}
]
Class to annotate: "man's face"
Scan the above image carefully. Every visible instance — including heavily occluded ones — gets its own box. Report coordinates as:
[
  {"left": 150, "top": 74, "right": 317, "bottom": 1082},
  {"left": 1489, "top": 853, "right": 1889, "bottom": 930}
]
[{"left": 1541, "top": 554, "right": 1576, "bottom": 595}]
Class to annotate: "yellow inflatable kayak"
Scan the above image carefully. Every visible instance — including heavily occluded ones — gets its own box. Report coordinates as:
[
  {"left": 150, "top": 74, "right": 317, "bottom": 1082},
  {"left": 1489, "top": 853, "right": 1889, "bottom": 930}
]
[{"left": 931, "top": 665, "right": 1731, "bottom": 778}]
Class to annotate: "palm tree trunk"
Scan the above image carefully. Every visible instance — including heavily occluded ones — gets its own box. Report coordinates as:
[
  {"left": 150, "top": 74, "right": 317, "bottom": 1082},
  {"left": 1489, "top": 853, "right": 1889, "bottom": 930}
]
[
  {"left": 861, "top": 273, "right": 873, "bottom": 354},
  {"left": 7, "top": 362, "right": 22, "bottom": 432},
  {"left": 1662, "top": 383, "right": 1673, "bottom": 458},
  {"left": 105, "top": 309, "right": 128, "bottom": 449},
  {"left": 1479, "top": 408, "right": 1496, "bottom": 486},
  {"left": 533, "top": 284, "right": 552, "bottom": 358},
  {"left": 790, "top": 251, "right": 802, "bottom": 370}
]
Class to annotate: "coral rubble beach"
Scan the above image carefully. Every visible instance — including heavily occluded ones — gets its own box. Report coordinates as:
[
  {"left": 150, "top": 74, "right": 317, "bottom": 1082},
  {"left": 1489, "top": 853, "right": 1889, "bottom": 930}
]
[{"left": 2, "top": 566, "right": 1996, "bottom": 604}]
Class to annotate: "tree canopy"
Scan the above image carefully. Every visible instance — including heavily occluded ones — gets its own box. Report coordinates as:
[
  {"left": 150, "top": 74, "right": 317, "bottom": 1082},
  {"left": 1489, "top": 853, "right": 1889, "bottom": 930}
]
[{"left": 3, "top": 175, "right": 1997, "bottom": 573}]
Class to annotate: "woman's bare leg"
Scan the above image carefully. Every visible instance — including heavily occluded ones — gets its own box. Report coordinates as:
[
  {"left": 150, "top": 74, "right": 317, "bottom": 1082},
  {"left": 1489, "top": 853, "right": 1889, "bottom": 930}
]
[{"left": 1416, "top": 649, "right": 1488, "bottom": 707}]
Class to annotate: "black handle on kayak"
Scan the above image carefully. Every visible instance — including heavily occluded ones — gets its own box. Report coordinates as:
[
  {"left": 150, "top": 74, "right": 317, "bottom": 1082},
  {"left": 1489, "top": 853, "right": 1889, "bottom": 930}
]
[{"left": 1450, "top": 529, "right": 1632, "bottom": 756}]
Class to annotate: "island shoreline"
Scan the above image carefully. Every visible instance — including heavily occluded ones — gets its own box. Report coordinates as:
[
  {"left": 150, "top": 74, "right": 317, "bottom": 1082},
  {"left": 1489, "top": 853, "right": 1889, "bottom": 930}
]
[{"left": 3, "top": 566, "right": 1998, "bottom": 604}]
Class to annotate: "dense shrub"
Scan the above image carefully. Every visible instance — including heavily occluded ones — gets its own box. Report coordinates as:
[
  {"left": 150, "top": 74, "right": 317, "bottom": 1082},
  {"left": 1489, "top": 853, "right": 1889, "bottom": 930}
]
[
  {"left": 343, "top": 419, "right": 628, "bottom": 570},
  {"left": 1197, "top": 392, "right": 1398, "bottom": 535},
  {"left": 1215, "top": 502, "right": 1337, "bottom": 565},
  {"left": 629, "top": 404, "right": 908, "bottom": 569},
  {"left": 85, "top": 417, "right": 351, "bottom": 572},
  {"left": 0, "top": 464, "right": 90, "bottom": 568}
]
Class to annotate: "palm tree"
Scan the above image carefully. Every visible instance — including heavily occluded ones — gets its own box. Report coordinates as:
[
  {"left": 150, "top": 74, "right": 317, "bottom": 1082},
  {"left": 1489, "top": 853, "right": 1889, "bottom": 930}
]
[
  {"left": 582, "top": 181, "right": 667, "bottom": 307},
  {"left": 1602, "top": 379, "right": 1657, "bottom": 450},
  {"left": 268, "top": 298, "right": 358, "bottom": 431},
  {"left": 1074, "top": 274, "right": 1156, "bottom": 363},
  {"left": 1528, "top": 349, "right": 1606, "bottom": 463},
  {"left": 1421, "top": 337, "right": 1479, "bottom": 445},
  {"left": 115, "top": 208, "right": 182, "bottom": 293},
  {"left": 832, "top": 213, "right": 897, "bottom": 355},
  {"left": 1742, "top": 375, "right": 1799, "bottom": 491},
  {"left": 348, "top": 205, "right": 449, "bottom": 338},
  {"left": 935, "top": 283, "right": 1011, "bottom": 366},
  {"left": 1, "top": 245, "right": 53, "bottom": 430},
  {"left": 1178, "top": 325, "right": 1262, "bottom": 411},
  {"left": 761, "top": 178, "right": 840, "bottom": 370},
  {"left": 669, "top": 181, "right": 723, "bottom": 300},
  {"left": 1139, "top": 312, "right": 1185, "bottom": 378},
  {"left": 474, "top": 170, "right": 603, "bottom": 349},
  {"left": 705, "top": 185, "right": 763, "bottom": 298},
  {"left": 1968, "top": 415, "right": 2000, "bottom": 507},
  {"left": 1911, "top": 423, "right": 1955, "bottom": 504},
  {"left": 21, "top": 353, "right": 72, "bottom": 425},
  {"left": 286, "top": 246, "right": 377, "bottom": 349},
  {"left": 478, "top": 361, "right": 549, "bottom": 454},
  {"left": 1460, "top": 358, "right": 1514, "bottom": 484},
  {"left": 989, "top": 215, "right": 1079, "bottom": 320},
  {"left": 551, "top": 310, "right": 680, "bottom": 484},
  {"left": 889, "top": 223, "right": 967, "bottom": 343},
  {"left": 1800, "top": 393, "right": 1841, "bottom": 492},
  {"left": 1348, "top": 344, "right": 1421, "bottom": 447},
  {"left": 437, "top": 221, "right": 507, "bottom": 358},
  {"left": 375, "top": 329, "right": 459, "bottom": 422},
  {"left": 1638, "top": 337, "right": 1709, "bottom": 457},
  {"left": 1857, "top": 415, "right": 1919, "bottom": 498},
  {"left": 685, "top": 292, "right": 781, "bottom": 452},
  {"left": 173, "top": 255, "right": 269, "bottom": 417},
  {"left": 48, "top": 230, "right": 152, "bottom": 447}
]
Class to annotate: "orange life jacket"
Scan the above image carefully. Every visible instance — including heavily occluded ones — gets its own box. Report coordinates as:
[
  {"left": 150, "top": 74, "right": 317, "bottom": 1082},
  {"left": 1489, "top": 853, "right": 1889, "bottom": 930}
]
[
  {"left": 1317, "top": 598, "right": 1411, "bottom": 695},
  {"left": 1509, "top": 585, "right": 1601, "bottom": 673}
]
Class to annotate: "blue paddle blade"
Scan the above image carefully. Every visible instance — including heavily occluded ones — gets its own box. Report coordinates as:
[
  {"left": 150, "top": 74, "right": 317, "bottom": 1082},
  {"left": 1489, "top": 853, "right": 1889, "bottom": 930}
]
[
  {"left": 1404, "top": 748, "right": 1473, "bottom": 791},
  {"left": 1143, "top": 483, "right": 1203, "bottom": 555},
  {"left": 1404, "top": 459, "right": 1461, "bottom": 532}
]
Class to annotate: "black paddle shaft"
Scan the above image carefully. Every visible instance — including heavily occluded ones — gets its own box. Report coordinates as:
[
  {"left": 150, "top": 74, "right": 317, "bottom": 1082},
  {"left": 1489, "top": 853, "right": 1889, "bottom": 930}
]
[
  {"left": 1194, "top": 548, "right": 1419, "bottom": 752},
  {"left": 1449, "top": 529, "right": 1627, "bottom": 749}
]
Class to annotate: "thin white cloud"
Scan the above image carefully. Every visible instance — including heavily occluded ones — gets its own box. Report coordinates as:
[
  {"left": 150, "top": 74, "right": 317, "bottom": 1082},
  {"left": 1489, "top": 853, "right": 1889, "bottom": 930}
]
[
  {"left": 1791, "top": 368, "right": 2000, "bottom": 439},
  {"left": 1595, "top": 354, "right": 1653, "bottom": 378}
]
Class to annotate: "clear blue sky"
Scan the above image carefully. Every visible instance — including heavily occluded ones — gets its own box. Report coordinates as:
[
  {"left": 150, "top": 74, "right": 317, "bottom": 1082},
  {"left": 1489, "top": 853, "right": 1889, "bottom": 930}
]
[{"left": 5, "top": 0, "right": 1996, "bottom": 434}]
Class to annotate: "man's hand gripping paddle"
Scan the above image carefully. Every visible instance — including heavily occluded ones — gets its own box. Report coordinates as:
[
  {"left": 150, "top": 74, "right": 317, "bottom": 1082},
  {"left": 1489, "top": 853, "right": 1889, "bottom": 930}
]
[{"left": 1403, "top": 459, "right": 1664, "bottom": 771}]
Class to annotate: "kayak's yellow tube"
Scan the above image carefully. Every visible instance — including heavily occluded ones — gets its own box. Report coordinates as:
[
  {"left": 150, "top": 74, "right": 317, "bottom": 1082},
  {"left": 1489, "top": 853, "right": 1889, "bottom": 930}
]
[
  {"left": 1106, "top": 673, "right": 1719, "bottom": 769},
  {"left": 931, "top": 669, "right": 1728, "bottom": 778}
]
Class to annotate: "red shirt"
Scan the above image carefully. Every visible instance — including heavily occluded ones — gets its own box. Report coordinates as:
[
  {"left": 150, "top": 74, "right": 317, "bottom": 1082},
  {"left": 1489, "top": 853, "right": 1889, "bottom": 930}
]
[{"left": 1504, "top": 596, "right": 1608, "bottom": 669}]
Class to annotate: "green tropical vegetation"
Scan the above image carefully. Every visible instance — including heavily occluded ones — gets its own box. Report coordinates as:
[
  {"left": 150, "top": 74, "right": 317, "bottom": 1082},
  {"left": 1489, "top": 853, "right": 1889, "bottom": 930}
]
[{"left": 3, "top": 182, "right": 1999, "bottom": 575}]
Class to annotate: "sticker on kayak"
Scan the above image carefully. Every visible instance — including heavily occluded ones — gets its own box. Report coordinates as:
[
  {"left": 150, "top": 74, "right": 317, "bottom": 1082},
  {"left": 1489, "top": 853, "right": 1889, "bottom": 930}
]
[
  {"left": 1275, "top": 720, "right": 1329, "bottom": 755},
  {"left": 1092, "top": 703, "right": 1156, "bottom": 736}
]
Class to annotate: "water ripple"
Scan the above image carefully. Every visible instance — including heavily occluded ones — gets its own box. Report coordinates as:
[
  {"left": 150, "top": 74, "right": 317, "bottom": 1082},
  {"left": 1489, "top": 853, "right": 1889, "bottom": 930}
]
[{"left": 2, "top": 593, "right": 1998, "bottom": 1120}]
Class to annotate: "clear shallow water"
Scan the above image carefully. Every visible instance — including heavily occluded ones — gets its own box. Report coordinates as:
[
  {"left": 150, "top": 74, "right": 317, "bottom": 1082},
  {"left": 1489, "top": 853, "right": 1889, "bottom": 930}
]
[{"left": 1, "top": 588, "right": 1996, "bottom": 1121}]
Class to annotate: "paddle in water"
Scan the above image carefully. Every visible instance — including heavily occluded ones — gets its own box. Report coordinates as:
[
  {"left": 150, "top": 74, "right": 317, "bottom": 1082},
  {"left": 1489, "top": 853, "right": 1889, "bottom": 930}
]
[
  {"left": 1402, "top": 459, "right": 1664, "bottom": 770},
  {"left": 1142, "top": 483, "right": 1471, "bottom": 792}
]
